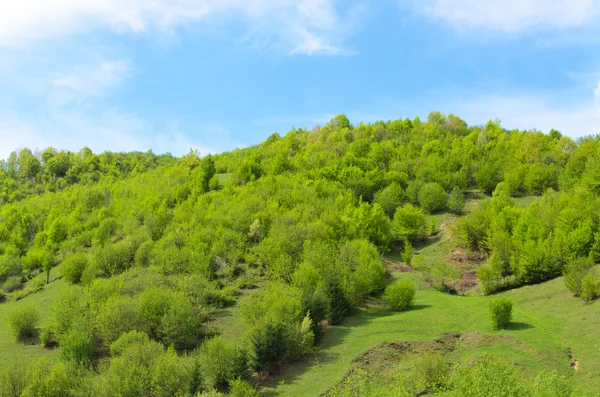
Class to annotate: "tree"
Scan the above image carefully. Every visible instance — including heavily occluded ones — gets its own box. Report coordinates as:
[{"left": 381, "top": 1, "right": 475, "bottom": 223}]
[
  {"left": 62, "top": 253, "right": 89, "bottom": 284},
  {"left": 373, "top": 183, "right": 405, "bottom": 218},
  {"left": 199, "top": 336, "right": 249, "bottom": 390},
  {"left": 384, "top": 280, "right": 416, "bottom": 311},
  {"left": 489, "top": 297, "right": 512, "bottom": 329},
  {"left": 418, "top": 182, "right": 447, "bottom": 213},
  {"left": 448, "top": 186, "right": 466, "bottom": 214},
  {"left": 392, "top": 204, "right": 427, "bottom": 243}
]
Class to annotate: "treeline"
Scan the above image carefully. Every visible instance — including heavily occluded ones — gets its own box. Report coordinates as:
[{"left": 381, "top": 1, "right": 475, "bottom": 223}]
[
  {"left": 0, "top": 147, "right": 176, "bottom": 203},
  {"left": 0, "top": 112, "right": 599, "bottom": 395}
]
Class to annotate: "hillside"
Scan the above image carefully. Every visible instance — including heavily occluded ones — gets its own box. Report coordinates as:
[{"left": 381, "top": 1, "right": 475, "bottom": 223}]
[{"left": 1, "top": 113, "right": 600, "bottom": 396}]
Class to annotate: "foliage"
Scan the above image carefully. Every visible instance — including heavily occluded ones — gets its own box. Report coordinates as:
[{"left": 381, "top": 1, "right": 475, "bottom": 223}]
[
  {"left": 8, "top": 304, "right": 40, "bottom": 341},
  {"left": 199, "top": 336, "right": 249, "bottom": 390},
  {"left": 61, "top": 253, "right": 89, "bottom": 284},
  {"left": 393, "top": 205, "right": 427, "bottom": 243},
  {"left": 448, "top": 187, "right": 466, "bottom": 214},
  {"left": 489, "top": 297, "right": 513, "bottom": 330},
  {"left": 401, "top": 240, "right": 413, "bottom": 265},
  {"left": 384, "top": 280, "right": 416, "bottom": 311},
  {"left": 449, "top": 356, "right": 526, "bottom": 397},
  {"left": 564, "top": 257, "right": 595, "bottom": 297},
  {"left": 580, "top": 273, "right": 599, "bottom": 303},
  {"left": 418, "top": 182, "right": 447, "bottom": 213}
]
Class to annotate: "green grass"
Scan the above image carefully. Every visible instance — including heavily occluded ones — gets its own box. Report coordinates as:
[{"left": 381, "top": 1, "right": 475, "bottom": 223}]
[
  {"left": 0, "top": 277, "right": 65, "bottom": 366},
  {"left": 262, "top": 272, "right": 599, "bottom": 395}
]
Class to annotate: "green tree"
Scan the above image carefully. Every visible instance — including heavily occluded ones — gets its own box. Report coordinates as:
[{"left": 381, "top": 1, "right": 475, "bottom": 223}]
[
  {"left": 581, "top": 273, "right": 599, "bottom": 303},
  {"left": 418, "top": 182, "right": 447, "bottom": 213},
  {"left": 392, "top": 204, "right": 427, "bottom": 243}
]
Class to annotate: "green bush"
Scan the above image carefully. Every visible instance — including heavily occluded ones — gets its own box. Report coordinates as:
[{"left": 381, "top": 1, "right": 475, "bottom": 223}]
[
  {"left": 199, "top": 336, "right": 249, "bottom": 390},
  {"left": 229, "top": 379, "right": 259, "bottom": 397},
  {"left": 418, "top": 182, "right": 447, "bottom": 213},
  {"left": 581, "top": 273, "right": 599, "bottom": 303},
  {"left": 384, "top": 279, "right": 416, "bottom": 311},
  {"left": 2, "top": 275, "right": 23, "bottom": 293},
  {"left": 59, "top": 329, "right": 96, "bottom": 366},
  {"left": 448, "top": 186, "right": 466, "bottom": 214},
  {"left": 489, "top": 297, "right": 512, "bottom": 330},
  {"left": 110, "top": 330, "right": 151, "bottom": 357},
  {"left": 8, "top": 304, "right": 40, "bottom": 341},
  {"left": 392, "top": 204, "right": 427, "bottom": 243},
  {"left": 61, "top": 253, "right": 89, "bottom": 284},
  {"left": 40, "top": 328, "right": 56, "bottom": 348},
  {"left": 450, "top": 356, "right": 525, "bottom": 397}
]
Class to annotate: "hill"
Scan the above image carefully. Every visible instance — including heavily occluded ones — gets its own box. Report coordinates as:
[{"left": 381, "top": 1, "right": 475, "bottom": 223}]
[{"left": 1, "top": 113, "right": 600, "bottom": 396}]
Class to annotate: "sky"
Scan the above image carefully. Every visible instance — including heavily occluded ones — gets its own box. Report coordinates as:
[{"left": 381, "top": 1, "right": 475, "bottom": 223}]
[{"left": 1, "top": 0, "right": 600, "bottom": 159}]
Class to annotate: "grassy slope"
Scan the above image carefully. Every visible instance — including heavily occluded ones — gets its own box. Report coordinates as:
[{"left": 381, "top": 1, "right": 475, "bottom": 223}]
[
  {"left": 263, "top": 195, "right": 600, "bottom": 396},
  {"left": 0, "top": 276, "right": 64, "bottom": 366},
  {"left": 263, "top": 273, "right": 600, "bottom": 396}
]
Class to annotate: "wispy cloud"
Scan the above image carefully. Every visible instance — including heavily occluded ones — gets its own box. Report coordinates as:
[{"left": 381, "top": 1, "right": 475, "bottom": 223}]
[
  {"left": 0, "top": 107, "right": 239, "bottom": 160},
  {"left": 0, "top": 0, "right": 355, "bottom": 55},
  {"left": 407, "top": 0, "right": 600, "bottom": 33}
]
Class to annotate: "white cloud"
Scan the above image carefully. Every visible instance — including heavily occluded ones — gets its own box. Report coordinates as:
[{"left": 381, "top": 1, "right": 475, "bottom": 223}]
[
  {"left": 0, "top": 0, "right": 351, "bottom": 54},
  {"left": 410, "top": 0, "right": 600, "bottom": 33},
  {"left": 595, "top": 81, "right": 600, "bottom": 104},
  {"left": 51, "top": 60, "right": 133, "bottom": 105}
]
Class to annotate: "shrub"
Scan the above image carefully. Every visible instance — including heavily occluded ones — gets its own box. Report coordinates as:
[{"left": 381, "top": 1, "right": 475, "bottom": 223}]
[
  {"left": 448, "top": 186, "right": 466, "bottom": 214},
  {"left": 529, "top": 370, "right": 572, "bottom": 397},
  {"left": 8, "top": 304, "right": 40, "bottom": 341},
  {"left": 61, "top": 253, "right": 89, "bottom": 284},
  {"left": 110, "top": 330, "right": 151, "bottom": 357},
  {"left": 2, "top": 275, "right": 23, "bottom": 293},
  {"left": 59, "top": 329, "right": 96, "bottom": 366},
  {"left": 418, "top": 182, "right": 447, "bottom": 213},
  {"left": 450, "top": 356, "right": 525, "bottom": 397},
  {"left": 199, "top": 336, "right": 249, "bottom": 390},
  {"left": 384, "top": 279, "right": 416, "bottom": 311},
  {"left": 564, "top": 257, "right": 595, "bottom": 297},
  {"left": 151, "top": 347, "right": 192, "bottom": 397},
  {"left": 401, "top": 241, "right": 413, "bottom": 265},
  {"left": 392, "top": 205, "right": 427, "bottom": 243},
  {"left": 40, "top": 328, "right": 56, "bottom": 348},
  {"left": 229, "top": 379, "right": 259, "bottom": 397},
  {"left": 489, "top": 297, "right": 512, "bottom": 330},
  {"left": 581, "top": 273, "right": 599, "bottom": 303}
]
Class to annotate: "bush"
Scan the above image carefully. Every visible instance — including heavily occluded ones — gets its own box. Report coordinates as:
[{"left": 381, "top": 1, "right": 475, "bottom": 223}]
[
  {"left": 392, "top": 205, "right": 427, "bottom": 243},
  {"left": 489, "top": 297, "right": 512, "bottom": 329},
  {"left": 418, "top": 182, "right": 447, "bottom": 213},
  {"left": 564, "top": 257, "right": 594, "bottom": 297},
  {"left": 60, "top": 329, "right": 96, "bottom": 366},
  {"left": 199, "top": 336, "right": 249, "bottom": 390},
  {"left": 384, "top": 279, "right": 416, "bottom": 311},
  {"left": 61, "top": 253, "right": 89, "bottom": 284},
  {"left": 581, "top": 273, "right": 599, "bottom": 303},
  {"left": 8, "top": 304, "right": 40, "bottom": 341},
  {"left": 2, "top": 276, "right": 23, "bottom": 293},
  {"left": 40, "top": 328, "right": 56, "bottom": 348},
  {"left": 401, "top": 241, "right": 413, "bottom": 265},
  {"left": 229, "top": 379, "right": 259, "bottom": 397},
  {"left": 448, "top": 186, "right": 466, "bottom": 214},
  {"left": 450, "top": 356, "right": 525, "bottom": 397}
]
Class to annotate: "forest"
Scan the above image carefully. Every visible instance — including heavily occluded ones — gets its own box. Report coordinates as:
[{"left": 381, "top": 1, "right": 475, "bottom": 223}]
[{"left": 1, "top": 112, "right": 600, "bottom": 396}]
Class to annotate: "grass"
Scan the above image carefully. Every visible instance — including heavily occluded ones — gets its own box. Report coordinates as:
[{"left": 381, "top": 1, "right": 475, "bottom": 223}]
[
  {"left": 0, "top": 277, "right": 65, "bottom": 366},
  {"left": 262, "top": 273, "right": 599, "bottom": 395}
]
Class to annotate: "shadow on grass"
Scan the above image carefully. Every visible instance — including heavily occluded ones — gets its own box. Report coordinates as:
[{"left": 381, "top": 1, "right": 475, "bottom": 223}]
[
  {"left": 261, "top": 303, "right": 435, "bottom": 394},
  {"left": 505, "top": 322, "right": 535, "bottom": 331}
]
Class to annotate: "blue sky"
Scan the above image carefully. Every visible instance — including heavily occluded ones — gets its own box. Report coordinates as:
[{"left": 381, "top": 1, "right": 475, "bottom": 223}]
[{"left": 1, "top": 0, "right": 600, "bottom": 159}]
